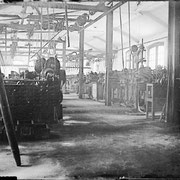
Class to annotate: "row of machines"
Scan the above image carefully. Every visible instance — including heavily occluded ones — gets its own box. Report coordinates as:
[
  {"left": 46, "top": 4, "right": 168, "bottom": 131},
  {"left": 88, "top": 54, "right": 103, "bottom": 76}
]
[{"left": 1, "top": 56, "right": 66, "bottom": 140}]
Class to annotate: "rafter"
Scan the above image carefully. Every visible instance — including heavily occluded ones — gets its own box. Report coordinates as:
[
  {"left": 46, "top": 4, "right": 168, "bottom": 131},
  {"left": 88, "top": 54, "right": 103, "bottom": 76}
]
[
  {"left": 0, "top": 38, "right": 64, "bottom": 43},
  {"left": 79, "top": 1, "right": 126, "bottom": 32},
  {"left": 84, "top": 42, "right": 104, "bottom": 52},
  {"left": 113, "top": 27, "right": 139, "bottom": 43},
  {"left": 1, "top": 2, "right": 109, "bottom": 12},
  {"left": 0, "top": 45, "right": 62, "bottom": 50},
  {"left": 0, "top": 30, "right": 63, "bottom": 34},
  {"left": 0, "top": 14, "right": 20, "bottom": 18},
  {"left": 27, "top": 16, "right": 87, "bottom": 22},
  {"left": 0, "top": 23, "right": 34, "bottom": 31},
  {"left": 93, "top": 36, "right": 118, "bottom": 49},
  {"left": 0, "top": 45, "right": 100, "bottom": 53},
  {"left": 140, "top": 11, "right": 168, "bottom": 28}
]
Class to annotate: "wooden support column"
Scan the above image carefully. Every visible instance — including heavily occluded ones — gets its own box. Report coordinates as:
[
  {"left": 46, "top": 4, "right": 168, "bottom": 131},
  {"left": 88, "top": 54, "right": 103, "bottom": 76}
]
[
  {"left": 62, "top": 38, "right": 66, "bottom": 93},
  {"left": 47, "top": 2, "right": 50, "bottom": 58},
  {"left": 105, "top": 11, "right": 113, "bottom": 106},
  {"left": 28, "top": 43, "right": 30, "bottom": 65},
  {"left": 166, "top": 0, "right": 180, "bottom": 123},
  {"left": 79, "top": 30, "right": 84, "bottom": 99},
  {"left": 0, "top": 69, "right": 21, "bottom": 166},
  {"left": 5, "top": 27, "right": 7, "bottom": 61},
  {"left": 28, "top": 21, "right": 30, "bottom": 65},
  {"left": 40, "top": 6, "right": 43, "bottom": 56},
  {"left": 62, "top": 37, "right": 66, "bottom": 70}
]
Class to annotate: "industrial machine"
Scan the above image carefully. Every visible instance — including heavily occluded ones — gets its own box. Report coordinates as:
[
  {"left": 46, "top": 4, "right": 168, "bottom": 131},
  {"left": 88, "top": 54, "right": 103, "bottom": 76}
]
[{"left": 1, "top": 56, "right": 66, "bottom": 140}]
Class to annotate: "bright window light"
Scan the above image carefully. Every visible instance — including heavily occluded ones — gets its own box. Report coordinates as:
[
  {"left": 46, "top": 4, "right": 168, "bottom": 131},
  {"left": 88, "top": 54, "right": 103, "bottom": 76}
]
[{"left": 148, "top": 43, "right": 165, "bottom": 69}]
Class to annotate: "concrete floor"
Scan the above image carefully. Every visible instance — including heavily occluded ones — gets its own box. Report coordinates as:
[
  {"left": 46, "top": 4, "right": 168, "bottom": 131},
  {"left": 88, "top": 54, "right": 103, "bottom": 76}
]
[{"left": 0, "top": 93, "right": 180, "bottom": 179}]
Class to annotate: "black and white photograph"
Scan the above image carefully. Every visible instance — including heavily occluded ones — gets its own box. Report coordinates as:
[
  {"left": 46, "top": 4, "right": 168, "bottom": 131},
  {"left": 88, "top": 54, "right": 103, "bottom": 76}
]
[{"left": 0, "top": 0, "right": 180, "bottom": 179}]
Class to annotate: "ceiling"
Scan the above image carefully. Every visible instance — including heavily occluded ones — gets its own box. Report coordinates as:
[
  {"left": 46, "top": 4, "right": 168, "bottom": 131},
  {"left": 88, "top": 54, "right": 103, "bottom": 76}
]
[{"left": 0, "top": 1, "right": 168, "bottom": 66}]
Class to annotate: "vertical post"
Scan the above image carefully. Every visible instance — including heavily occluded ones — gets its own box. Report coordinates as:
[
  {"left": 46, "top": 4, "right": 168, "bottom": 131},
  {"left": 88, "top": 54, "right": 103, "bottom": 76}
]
[
  {"left": 28, "top": 21, "right": 30, "bottom": 66},
  {"left": 166, "top": 0, "right": 180, "bottom": 123},
  {"left": 5, "top": 27, "right": 7, "bottom": 61},
  {"left": 40, "top": 6, "right": 43, "bottom": 56},
  {"left": 152, "top": 84, "right": 155, "bottom": 120},
  {"left": 79, "top": 30, "right": 84, "bottom": 99},
  {"left": 146, "top": 84, "right": 149, "bottom": 119},
  {"left": 105, "top": 11, "right": 113, "bottom": 106},
  {"left": 62, "top": 38, "right": 66, "bottom": 93},
  {"left": 65, "top": 1, "right": 70, "bottom": 47},
  {"left": 0, "top": 69, "right": 21, "bottom": 166},
  {"left": 128, "top": 1, "right": 132, "bottom": 69},
  {"left": 28, "top": 43, "right": 30, "bottom": 66},
  {"left": 47, "top": 2, "right": 50, "bottom": 58},
  {"left": 62, "top": 37, "right": 66, "bottom": 70},
  {"left": 119, "top": 7, "right": 124, "bottom": 69}
]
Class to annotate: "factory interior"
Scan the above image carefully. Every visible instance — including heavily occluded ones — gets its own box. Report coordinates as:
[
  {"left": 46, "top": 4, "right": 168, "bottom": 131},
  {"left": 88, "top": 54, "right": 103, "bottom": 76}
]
[{"left": 0, "top": 0, "right": 180, "bottom": 179}]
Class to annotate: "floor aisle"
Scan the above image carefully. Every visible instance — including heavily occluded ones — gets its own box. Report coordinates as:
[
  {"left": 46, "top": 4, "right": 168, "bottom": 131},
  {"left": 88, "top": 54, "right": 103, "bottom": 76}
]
[{"left": 0, "top": 93, "right": 180, "bottom": 179}]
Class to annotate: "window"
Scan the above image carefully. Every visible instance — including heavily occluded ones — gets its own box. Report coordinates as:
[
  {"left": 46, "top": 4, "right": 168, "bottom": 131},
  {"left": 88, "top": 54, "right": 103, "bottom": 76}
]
[{"left": 147, "top": 42, "right": 165, "bottom": 69}]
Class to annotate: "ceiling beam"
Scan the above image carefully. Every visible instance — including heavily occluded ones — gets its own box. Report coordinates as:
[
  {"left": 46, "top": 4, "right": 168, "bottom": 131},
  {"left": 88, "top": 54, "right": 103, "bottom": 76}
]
[
  {"left": 1, "top": 30, "right": 62, "bottom": 34},
  {"left": 0, "top": 38, "right": 64, "bottom": 43},
  {"left": 84, "top": 42, "right": 104, "bottom": 52},
  {"left": 0, "top": 23, "right": 35, "bottom": 31},
  {"left": 0, "top": 14, "right": 20, "bottom": 18},
  {"left": 0, "top": 45, "right": 99, "bottom": 53},
  {"left": 1, "top": 51, "right": 63, "bottom": 57},
  {"left": 141, "top": 11, "right": 168, "bottom": 28},
  {"left": 0, "top": 14, "right": 86, "bottom": 22},
  {"left": 113, "top": 10, "right": 167, "bottom": 39},
  {"left": 113, "top": 27, "right": 139, "bottom": 43},
  {"left": 93, "top": 36, "right": 118, "bottom": 49},
  {"left": 1, "top": 2, "right": 109, "bottom": 12},
  {"left": 93, "top": 36, "right": 106, "bottom": 43},
  {"left": 27, "top": 16, "right": 84, "bottom": 22},
  {"left": 112, "top": 10, "right": 145, "bottom": 33},
  {"left": 1, "top": 64, "right": 30, "bottom": 67},
  {"left": 0, "top": 45, "right": 63, "bottom": 50},
  {"left": 1, "top": 52, "right": 47, "bottom": 55},
  {"left": 0, "top": 4, "right": 9, "bottom": 11},
  {"left": 79, "top": 1, "right": 126, "bottom": 32}
]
